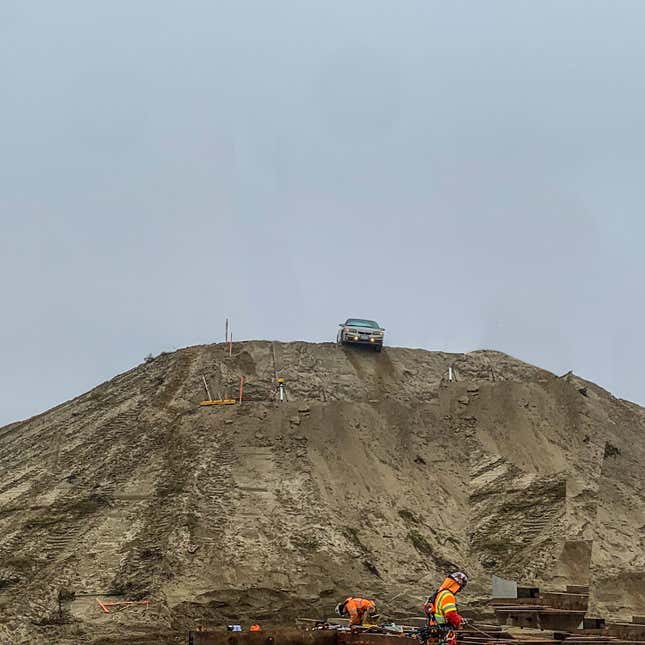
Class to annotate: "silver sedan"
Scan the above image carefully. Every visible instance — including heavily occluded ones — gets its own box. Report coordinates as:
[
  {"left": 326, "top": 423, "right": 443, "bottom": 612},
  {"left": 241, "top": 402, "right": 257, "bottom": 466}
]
[{"left": 337, "top": 318, "right": 385, "bottom": 352}]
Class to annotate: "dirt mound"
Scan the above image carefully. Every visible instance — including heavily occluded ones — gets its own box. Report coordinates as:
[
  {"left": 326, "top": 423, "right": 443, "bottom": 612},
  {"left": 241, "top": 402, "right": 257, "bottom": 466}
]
[{"left": 0, "top": 341, "right": 643, "bottom": 643}]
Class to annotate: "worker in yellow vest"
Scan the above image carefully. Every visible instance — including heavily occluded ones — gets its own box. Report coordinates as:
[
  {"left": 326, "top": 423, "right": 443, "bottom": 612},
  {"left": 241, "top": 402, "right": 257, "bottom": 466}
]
[{"left": 423, "top": 572, "right": 468, "bottom": 645}]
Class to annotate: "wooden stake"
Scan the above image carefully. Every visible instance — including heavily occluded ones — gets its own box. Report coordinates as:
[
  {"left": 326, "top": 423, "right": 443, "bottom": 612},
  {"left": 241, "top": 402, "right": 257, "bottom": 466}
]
[
  {"left": 239, "top": 376, "right": 244, "bottom": 404},
  {"left": 202, "top": 375, "right": 212, "bottom": 401},
  {"left": 225, "top": 317, "right": 229, "bottom": 343},
  {"left": 229, "top": 332, "right": 233, "bottom": 357},
  {"left": 271, "top": 343, "right": 278, "bottom": 382}
]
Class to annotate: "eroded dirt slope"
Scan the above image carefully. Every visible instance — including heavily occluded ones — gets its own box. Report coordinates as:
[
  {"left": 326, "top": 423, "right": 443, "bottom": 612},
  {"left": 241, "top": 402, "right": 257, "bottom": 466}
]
[{"left": 0, "top": 341, "right": 643, "bottom": 643}]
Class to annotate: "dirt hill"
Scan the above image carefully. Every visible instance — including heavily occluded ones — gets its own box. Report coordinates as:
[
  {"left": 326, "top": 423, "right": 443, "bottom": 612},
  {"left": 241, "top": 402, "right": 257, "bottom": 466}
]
[{"left": 0, "top": 341, "right": 644, "bottom": 643}]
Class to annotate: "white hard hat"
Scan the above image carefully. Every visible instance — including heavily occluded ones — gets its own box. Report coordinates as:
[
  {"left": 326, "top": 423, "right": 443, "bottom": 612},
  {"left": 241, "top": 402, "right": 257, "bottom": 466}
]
[{"left": 449, "top": 571, "right": 468, "bottom": 588}]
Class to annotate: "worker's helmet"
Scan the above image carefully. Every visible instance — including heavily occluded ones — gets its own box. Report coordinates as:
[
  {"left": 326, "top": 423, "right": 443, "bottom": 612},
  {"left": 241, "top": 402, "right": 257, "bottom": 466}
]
[
  {"left": 449, "top": 571, "right": 468, "bottom": 589},
  {"left": 367, "top": 604, "right": 377, "bottom": 615},
  {"left": 335, "top": 601, "right": 346, "bottom": 616}
]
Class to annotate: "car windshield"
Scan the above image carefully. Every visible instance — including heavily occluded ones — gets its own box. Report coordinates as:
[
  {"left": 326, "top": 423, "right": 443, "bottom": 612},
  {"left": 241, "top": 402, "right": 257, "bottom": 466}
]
[{"left": 346, "top": 319, "right": 380, "bottom": 329}]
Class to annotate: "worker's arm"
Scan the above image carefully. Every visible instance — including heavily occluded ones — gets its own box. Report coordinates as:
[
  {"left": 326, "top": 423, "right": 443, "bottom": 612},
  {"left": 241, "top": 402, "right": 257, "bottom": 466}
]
[
  {"left": 445, "top": 609, "right": 463, "bottom": 628},
  {"left": 347, "top": 605, "right": 360, "bottom": 626}
]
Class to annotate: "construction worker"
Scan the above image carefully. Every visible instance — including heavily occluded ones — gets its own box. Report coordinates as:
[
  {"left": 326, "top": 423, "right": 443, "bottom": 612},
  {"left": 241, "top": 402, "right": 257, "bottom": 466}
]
[
  {"left": 335, "top": 597, "right": 377, "bottom": 626},
  {"left": 423, "top": 572, "right": 468, "bottom": 645}
]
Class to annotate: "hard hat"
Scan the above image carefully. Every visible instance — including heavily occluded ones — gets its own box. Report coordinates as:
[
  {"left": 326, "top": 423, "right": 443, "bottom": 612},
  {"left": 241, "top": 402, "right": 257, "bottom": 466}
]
[
  {"left": 335, "top": 602, "right": 346, "bottom": 616},
  {"left": 449, "top": 571, "right": 468, "bottom": 589}
]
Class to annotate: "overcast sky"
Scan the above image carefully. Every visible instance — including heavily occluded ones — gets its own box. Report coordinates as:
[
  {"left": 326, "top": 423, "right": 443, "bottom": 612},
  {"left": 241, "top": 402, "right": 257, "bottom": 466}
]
[{"left": 2, "top": 1, "right": 644, "bottom": 426}]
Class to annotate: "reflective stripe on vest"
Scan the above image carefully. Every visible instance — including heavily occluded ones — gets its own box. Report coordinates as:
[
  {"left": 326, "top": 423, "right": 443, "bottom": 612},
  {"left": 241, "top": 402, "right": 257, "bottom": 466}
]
[{"left": 434, "top": 589, "right": 457, "bottom": 624}]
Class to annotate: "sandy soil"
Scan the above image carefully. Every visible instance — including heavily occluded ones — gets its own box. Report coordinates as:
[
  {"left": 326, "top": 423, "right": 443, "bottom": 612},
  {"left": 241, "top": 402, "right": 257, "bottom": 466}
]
[{"left": 0, "top": 341, "right": 643, "bottom": 643}]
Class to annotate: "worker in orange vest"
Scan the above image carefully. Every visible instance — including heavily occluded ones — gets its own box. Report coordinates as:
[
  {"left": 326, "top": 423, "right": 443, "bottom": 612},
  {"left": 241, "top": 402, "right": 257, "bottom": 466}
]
[
  {"left": 249, "top": 624, "right": 262, "bottom": 632},
  {"left": 335, "top": 597, "right": 377, "bottom": 626},
  {"left": 423, "top": 572, "right": 468, "bottom": 645}
]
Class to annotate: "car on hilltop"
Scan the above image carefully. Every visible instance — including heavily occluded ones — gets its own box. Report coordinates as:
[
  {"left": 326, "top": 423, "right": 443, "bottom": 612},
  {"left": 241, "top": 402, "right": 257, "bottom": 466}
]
[{"left": 337, "top": 318, "right": 385, "bottom": 352}]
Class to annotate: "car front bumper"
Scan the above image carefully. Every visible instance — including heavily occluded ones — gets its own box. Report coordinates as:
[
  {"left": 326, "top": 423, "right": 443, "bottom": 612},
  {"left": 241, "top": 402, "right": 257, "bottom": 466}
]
[{"left": 342, "top": 333, "right": 384, "bottom": 346}]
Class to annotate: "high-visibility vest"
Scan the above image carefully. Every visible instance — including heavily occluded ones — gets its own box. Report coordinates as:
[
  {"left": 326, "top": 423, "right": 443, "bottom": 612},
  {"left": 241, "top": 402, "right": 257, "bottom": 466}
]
[{"left": 432, "top": 589, "right": 457, "bottom": 624}]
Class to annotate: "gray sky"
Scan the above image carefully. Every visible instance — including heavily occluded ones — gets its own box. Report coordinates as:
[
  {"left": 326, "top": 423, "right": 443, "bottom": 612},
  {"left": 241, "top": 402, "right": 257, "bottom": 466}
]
[{"left": 2, "top": 1, "right": 644, "bottom": 426}]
